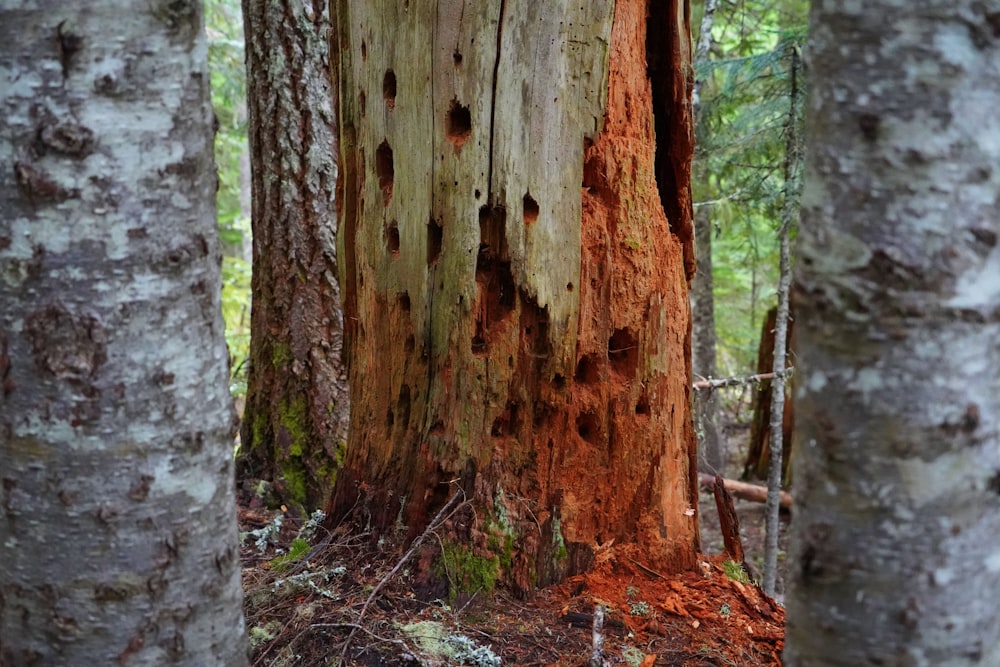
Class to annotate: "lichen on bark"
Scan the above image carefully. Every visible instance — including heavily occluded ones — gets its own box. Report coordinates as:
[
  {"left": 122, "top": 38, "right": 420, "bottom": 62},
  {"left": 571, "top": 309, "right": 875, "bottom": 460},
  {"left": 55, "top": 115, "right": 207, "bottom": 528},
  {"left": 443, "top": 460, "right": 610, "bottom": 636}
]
[
  {"left": 786, "top": 2, "right": 1000, "bottom": 664},
  {"left": 0, "top": 3, "right": 247, "bottom": 664}
]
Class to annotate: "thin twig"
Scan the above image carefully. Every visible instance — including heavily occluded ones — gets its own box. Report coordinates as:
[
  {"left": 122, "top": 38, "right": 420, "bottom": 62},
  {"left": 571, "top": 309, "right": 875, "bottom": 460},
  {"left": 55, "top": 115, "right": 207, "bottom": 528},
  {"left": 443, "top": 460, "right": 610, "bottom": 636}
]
[
  {"left": 308, "top": 622, "right": 413, "bottom": 651},
  {"left": 692, "top": 367, "right": 793, "bottom": 391},
  {"left": 627, "top": 557, "right": 668, "bottom": 581},
  {"left": 338, "top": 487, "right": 468, "bottom": 664}
]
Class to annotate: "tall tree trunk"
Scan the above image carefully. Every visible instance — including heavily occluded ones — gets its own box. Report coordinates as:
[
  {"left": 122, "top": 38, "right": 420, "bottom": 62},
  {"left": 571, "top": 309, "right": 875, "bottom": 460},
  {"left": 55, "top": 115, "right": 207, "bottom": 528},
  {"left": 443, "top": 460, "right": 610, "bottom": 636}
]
[
  {"left": 0, "top": 3, "right": 247, "bottom": 664},
  {"left": 691, "top": 201, "right": 724, "bottom": 472},
  {"left": 239, "top": 0, "right": 349, "bottom": 512},
  {"left": 763, "top": 42, "right": 799, "bottom": 597},
  {"left": 330, "top": 0, "right": 698, "bottom": 595},
  {"left": 691, "top": 0, "right": 723, "bottom": 475},
  {"left": 786, "top": 2, "right": 1000, "bottom": 663}
]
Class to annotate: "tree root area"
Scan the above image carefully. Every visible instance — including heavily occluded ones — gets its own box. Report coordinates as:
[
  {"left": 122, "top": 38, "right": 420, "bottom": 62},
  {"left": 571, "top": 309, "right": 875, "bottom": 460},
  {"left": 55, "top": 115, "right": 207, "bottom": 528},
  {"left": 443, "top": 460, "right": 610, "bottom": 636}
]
[{"left": 240, "top": 492, "right": 784, "bottom": 666}]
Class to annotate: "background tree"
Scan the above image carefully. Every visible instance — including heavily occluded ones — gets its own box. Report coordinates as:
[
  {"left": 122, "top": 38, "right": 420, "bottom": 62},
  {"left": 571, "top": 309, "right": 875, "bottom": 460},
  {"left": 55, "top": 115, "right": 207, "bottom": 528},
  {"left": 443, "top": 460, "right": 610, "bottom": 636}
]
[
  {"left": 0, "top": 3, "right": 247, "bottom": 664},
  {"left": 762, "top": 41, "right": 799, "bottom": 596},
  {"left": 328, "top": 0, "right": 699, "bottom": 594},
  {"left": 206, "top": 0, "right": 253, "bottom": 387},
  {"left": 238, "top": 0, "right": 349, "bottom": 512},
  {"left": 692, "top": 0, "right": 807, "bottom": 390},
  {"left": 786, "top": 1, "right": 1000, "bottom": 663},
  {"left": 691, "top": 0, "right": 724, "bottom": 474}
]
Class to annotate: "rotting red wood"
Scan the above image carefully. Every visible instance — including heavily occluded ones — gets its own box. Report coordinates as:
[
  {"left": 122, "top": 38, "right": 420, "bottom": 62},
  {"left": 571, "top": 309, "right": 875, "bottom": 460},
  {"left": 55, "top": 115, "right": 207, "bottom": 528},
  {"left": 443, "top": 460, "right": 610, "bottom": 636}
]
[{"left": 700, "top": 473, "right": 793, "bottom": 510}]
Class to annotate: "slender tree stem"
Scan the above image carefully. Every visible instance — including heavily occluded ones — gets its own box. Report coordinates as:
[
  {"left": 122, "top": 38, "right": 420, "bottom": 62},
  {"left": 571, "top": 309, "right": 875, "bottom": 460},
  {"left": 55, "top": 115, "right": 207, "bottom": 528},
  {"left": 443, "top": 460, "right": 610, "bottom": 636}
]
[{"left": 763, "top": 43, "right": 799, "bottom": 598}]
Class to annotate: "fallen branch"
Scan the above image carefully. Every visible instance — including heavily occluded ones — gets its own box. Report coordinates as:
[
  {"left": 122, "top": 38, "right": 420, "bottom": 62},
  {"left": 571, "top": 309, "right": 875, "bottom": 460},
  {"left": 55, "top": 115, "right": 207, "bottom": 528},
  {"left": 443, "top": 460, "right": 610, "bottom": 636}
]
[
  {"left": 699, "top": 473, "right": 792, "bottom": 510},
  {"left": 693, "top": 368, "right": 794, "bottom": 391}
]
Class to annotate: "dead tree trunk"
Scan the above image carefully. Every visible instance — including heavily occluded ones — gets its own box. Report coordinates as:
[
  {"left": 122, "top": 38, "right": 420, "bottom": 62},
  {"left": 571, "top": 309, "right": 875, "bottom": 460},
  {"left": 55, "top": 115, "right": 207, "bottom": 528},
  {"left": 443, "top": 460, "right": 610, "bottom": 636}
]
[{"left": 329, "top": 0, "right": 699, "bottom": 595}]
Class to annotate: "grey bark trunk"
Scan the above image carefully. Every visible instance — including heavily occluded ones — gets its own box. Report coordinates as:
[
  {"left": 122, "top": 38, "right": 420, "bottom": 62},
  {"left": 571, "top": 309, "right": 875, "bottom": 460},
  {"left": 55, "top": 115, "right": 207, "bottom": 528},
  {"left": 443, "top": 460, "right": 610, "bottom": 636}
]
[
  {"left": 0, "top": 3, "right": 247, "bottom": 664},
  {"left": 691, "top": 0, "right": 722, "bottom": 474},
  {"left": 691, "top": 202, "right": 723, "bottom": 473},
  {"left": 786, "top": 2, "right": 1000, "bottom": 663},
  {"left": 763, "top": 43, "right": 799, "bottom": 598},
  {"left": 238, "top": 0, "right": 349, "bottom": 512}
]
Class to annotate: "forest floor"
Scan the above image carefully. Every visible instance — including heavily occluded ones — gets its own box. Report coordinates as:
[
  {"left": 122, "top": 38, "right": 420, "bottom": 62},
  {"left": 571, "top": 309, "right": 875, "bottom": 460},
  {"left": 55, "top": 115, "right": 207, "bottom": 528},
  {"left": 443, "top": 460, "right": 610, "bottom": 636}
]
[{"left": 239, "top": 424, "right": 789, "bottom": 666}]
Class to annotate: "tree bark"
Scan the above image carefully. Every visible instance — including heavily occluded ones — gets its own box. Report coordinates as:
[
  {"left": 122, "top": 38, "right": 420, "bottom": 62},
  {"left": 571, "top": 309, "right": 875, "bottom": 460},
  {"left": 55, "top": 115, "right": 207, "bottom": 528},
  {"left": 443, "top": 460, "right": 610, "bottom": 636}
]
[
  {"left": 239, "top": 0, "right": 349, "bottom": 512},
  {"left": 330, "top": 0, "right": 698, "bottom": 595},
  {"left": 0, "top": 3, "right": 247, "bottom": 664},
  {"left": 786, "top": 2, "right": 1000, "bottom": 664}
]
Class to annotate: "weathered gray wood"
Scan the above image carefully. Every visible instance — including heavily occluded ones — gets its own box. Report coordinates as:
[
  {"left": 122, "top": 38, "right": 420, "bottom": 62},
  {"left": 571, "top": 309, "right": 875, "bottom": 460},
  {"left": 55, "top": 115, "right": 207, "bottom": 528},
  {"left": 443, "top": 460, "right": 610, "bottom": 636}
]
[{"left": 332, "top": 0, "right": 700, "bottom": 591}]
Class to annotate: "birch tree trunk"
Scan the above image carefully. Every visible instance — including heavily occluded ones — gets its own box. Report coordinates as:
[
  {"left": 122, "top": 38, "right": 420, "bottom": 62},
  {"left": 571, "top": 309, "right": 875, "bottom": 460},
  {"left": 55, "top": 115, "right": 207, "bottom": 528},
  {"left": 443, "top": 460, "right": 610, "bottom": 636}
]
[
  {"left": 0, "top": 3, "right": 247, "bottom": 664},
  {"left": 786, "top": 1, "right": 1000, "bottom": 663},
  {"left": 330, "top": 0, "right": 699, "bottom": 594},
  {"left": 239, "top": 0, "right": 349, "bottom": 512}
]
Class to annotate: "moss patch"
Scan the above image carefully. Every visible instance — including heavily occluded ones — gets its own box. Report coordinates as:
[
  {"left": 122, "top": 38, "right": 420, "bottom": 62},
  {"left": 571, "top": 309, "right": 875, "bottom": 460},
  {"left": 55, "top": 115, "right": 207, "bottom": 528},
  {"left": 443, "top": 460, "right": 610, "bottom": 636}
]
[
  {"left": 438, "top": 540, "right": 501, "bottom": 600},
  {"left": 280, "top": 462, "right": 308, "bottom": 509},
  {"left": 271, "top": 341, "right": 293, "bottom": 367},
  {"left": 278, "top": 397, "right": 309, "bottom": 457}
]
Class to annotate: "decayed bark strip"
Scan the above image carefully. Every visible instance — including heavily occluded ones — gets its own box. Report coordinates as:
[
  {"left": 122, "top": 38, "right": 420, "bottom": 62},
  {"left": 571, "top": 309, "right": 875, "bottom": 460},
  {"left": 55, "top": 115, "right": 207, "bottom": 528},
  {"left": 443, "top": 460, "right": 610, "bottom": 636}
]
[
  {"left": 712, "top": 474, "right": 747, "bottom": 567},
  {"left": 699, "top": 473, "right": 793, "bottom": 510}
]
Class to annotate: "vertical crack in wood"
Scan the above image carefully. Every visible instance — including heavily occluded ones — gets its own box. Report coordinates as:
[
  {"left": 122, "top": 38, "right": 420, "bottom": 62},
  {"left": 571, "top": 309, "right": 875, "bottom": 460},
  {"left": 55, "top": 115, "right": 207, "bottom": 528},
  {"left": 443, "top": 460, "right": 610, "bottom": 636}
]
[
  {"left": 646, "top": 0, "right": 695, "bottom": 279},
  {"left": 485, "top": 0, "right": 508, "bottom": 206}
]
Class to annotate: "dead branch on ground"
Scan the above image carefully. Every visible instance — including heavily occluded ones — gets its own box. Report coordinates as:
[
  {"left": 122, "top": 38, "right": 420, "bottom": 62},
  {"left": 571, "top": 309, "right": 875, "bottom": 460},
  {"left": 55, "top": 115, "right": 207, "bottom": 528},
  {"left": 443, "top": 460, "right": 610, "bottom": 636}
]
[{"left": 699, "top": 473, "right": 792, "bottom": 510}]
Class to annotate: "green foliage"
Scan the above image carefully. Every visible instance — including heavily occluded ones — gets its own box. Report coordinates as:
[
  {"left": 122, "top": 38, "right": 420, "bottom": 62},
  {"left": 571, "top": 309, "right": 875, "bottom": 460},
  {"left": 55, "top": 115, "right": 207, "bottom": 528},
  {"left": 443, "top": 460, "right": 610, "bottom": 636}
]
[
  {"left": 221, "top": 255, "right": 251, "bottom": 393},
  {"left": 721, "top": 559, "right": 752, "bottom": 584},
  {"left": 693, "top": 1, "right": 808, "bottom": 381},
  {"left": 206, "top": 0, "right": 252, "bottom": 395}
]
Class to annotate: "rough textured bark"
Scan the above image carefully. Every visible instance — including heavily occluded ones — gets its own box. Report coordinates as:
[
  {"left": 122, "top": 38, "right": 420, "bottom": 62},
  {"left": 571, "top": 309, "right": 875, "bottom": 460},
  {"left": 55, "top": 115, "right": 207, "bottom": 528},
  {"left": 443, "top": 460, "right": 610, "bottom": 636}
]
[
  {"left": 785, "top": 1, "right": 1000, "bottom": 664},
  {"left": 239, "top": 0, "right": 348, "bottom": 512},
  {"left": 330, "top": 0, "right": 698, "bottom": 595},
  {"left": 0, "top": 3, "right": 247, "bottom": 664}
]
